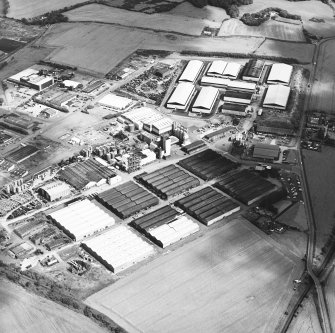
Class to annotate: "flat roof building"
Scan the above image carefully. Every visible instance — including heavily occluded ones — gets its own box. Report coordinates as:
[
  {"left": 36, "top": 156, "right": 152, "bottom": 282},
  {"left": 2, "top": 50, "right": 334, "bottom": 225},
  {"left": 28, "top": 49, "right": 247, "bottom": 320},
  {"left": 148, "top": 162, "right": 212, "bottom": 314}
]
[
  {"left": 267, "top": 63, "right": 293, "bottom": 85},
  {"left": 242, "top": 59, "right": 265, "bottom": 82},
  {"left": 63, "top": 80, "right": 81, "bottom": 89},
  {"left": 167, "top": 82, "right": 195, "bottom": 111},
  {"left": 207, "top": 60, "right": 227, "bottom": 77},
  {"left": 253, "top": 143, "right": 280, "bottom": 161},
  {"left": 224, "top": 91, "right": 253, "bottom": 105},
  {"left": 200, "top": 76, "right": 230, "bottom": 88},
  {"left": 39, "top": 181, "right": 72, "bottom": 202},
  {"left": 179, "top": 60, "right": 204, "bottom": 84},
  {"left": 98, "top": 93, "right": 133, "bottom": 110},
  {"left": 49, "top": 199, "right": 115, "bottom": 241},
  {"left": 227, "top": 80, "right": 256, "bottom": 93},
  {"left": 220, "top": 103, "right": 246, "bottom": 116},
  {"left": 263, "top": 84, "right": 290, "bottom": 110},
  {"left": 192, "top": 86, "right": 219, "bottom": 114}
]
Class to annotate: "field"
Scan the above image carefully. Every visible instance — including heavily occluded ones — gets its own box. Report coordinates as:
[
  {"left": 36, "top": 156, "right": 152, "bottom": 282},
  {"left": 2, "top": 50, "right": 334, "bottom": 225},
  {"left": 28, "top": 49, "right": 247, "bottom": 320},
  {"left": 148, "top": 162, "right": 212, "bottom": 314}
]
[
  {"left": 5, "top": 144, "right": 39, "bottom": 163},
  {"left": 310, "top": 39, "right": 335, "bottom": 114},
  {"left": 302, "top": 146, "right": 335, "bottom": 256},
  {"left": 65, "top": 4, "right": 221, "bottom": 35},
  {"left": 6, "top": 0, "right": 89, "bottom": 19},
  {"left": 86, "top": 218, "right": 302, "bottom": 333},
  {"left": 218, "top": 18, "right": 306, "bottom": 42},
  {"left": 276, "top": 202, "right": 308, "bottom": 231},
  {"left": 0, "top": 279, "right": 108, "bottom": 333}
]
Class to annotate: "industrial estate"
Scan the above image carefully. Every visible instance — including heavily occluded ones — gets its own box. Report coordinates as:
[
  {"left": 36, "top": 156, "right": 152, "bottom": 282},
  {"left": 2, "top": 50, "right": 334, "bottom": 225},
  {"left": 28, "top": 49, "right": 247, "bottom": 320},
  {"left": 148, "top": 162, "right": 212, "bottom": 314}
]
[{"left": 0, "top": 0, "right": 335, "bottom": 333}]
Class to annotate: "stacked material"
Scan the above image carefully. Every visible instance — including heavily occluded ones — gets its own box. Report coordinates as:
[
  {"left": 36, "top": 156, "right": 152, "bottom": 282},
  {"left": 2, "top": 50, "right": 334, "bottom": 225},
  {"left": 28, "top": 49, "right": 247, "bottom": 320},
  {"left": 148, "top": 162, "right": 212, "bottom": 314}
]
[
  {"left": 130, "top": 205, "right": 199, "bottom": 248},
  {"left": 48, "top": 199, "right": 115, "bottom": 241},
  {"left": 175, "top": 187, "right": 240, "bottom": 226},
  {"left": 82, "top": 225, "right": 155, "bottom": 273},
  {"left": 97, "top": 181, "right": 159, "bottom": 219}
]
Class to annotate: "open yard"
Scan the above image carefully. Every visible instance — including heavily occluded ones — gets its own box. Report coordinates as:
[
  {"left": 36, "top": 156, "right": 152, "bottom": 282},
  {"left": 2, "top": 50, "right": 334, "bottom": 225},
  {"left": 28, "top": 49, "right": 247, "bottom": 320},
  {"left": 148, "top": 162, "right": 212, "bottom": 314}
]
[
  {"left": 65, "top": 3, "right": 221, "bottom": 35},
  {"left": 302, "top": 146, "right": 335, "bottom": 257},
  {"left": 0, "top": 279, "right": 108, "bottom": 333},
  {"left": 218, "top": 18, "right": 306, "bottom": 42},
  {"left": 86, "top": 218, "right": 302, "bottom": 333},
  {"left": 310, "top": 39, "right": 335, "bottom": 114}
]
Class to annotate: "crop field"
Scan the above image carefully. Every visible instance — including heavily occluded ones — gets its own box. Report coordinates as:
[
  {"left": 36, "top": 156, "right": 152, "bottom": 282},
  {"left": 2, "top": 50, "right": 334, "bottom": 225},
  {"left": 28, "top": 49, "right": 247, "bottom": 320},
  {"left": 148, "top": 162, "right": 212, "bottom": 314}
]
[
  {"left": 310, "top": 39, "right": 335, "bottom": 114},
  {"left": 6, "top": 0, "right": 89, "bottom": 19},
  {"left": 302, "top": 146, "right": 335, "bottom": 256},
  {"left": 218, "top": 19, "right": 306, "bottom": 42},
  {"left": 5, "top": 144, "right": 39, "bottom": 163},
  {"left": 0, "top": 280, "right": 107, "bottom": 333},
  {"left": 86, "top": 218, "right": 302, "bottom": 333},
  {"left": 65, "top": 4, "right": 220, "bottom": 35}
]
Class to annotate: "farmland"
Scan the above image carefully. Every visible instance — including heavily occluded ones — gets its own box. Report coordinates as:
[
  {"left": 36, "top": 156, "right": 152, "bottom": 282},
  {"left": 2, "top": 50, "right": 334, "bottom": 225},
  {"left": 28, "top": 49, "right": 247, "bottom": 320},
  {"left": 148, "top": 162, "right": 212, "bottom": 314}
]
[
  {"left": 302, "top": 146, "right": 335, "bottom": 257},
  {"left": 65, "top": 3, "right": 220, "bottom": 35},
  {"left": 86, "top": 218, "right": 302, "bottom": 333},
  {"left": 0, "top": 280, "right": 108, "bottom": 333},
  {"left": 5, "top": 144, "right": 39, "bottom": 163},
  {"left": 218, "top": 19, "right": 306, "bottom": 42},
  {"left": 310, "top": 39, "right": 335, "bottom": 114}
]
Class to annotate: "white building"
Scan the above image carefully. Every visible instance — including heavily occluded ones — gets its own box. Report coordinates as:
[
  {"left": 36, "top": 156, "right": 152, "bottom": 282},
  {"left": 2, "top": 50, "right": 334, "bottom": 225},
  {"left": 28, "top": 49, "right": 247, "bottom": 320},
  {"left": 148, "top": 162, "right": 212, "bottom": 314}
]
[
  {"left": 63, "top": 80, "right": 81, "bottom": 89},
  {"left": 178, "top": 60, "right": 204, "bottom": 84},
  {"left": 167, "top": 82, "right": 195, "bottom": 111},
  {"left": 227, "top": 80, "right": 256, "bottom": 93},
  {"left": 263, "top": 84, "right": 290, "bottom": 110},
  {"left": 49, "top": 199, "right": 115, "bottom": 241},
  {"left": 140, "top": 149, "right": 156, "bottom": 166},
  {"left": 207, "top": 60, "right": 227, "bottom": 77},
  {"left": 267, "top": 63, "right": 293, "bottom": 85},
  {"left": 98, "top": 93, "right": 133, "bottom": 110},
  {"left": 192, "top": 86, "right": 219, "bottom": 114},
  {"left": 39, "top": 181, "right": 72, "bottom": 201},
  {"left": 200, "top": 76, "right": 230, "bottom": 88},
  {"left": 82, "top": 225, "right": 155, "bottom": 273},
  {"left": 152, "top": 118, "right": 173, "bottom": 135},
  {"left": 222, "top": 62, "right": 242, "bottom": 79}
]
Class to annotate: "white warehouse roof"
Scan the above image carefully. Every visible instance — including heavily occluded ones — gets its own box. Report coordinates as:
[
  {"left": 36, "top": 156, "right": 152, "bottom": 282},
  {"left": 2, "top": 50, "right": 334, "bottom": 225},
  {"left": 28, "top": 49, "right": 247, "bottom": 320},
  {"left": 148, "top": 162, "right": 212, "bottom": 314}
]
[
  {"left": 179, "top": 60, "right": 204, "bottom": 83},
  {"left": 227, "top": 80, "right": 256, "bottom": 91},
  {"left": 223, "top": 62, "right": 242, "bottom": 78},
  {"left": 40, "top": 181, "right": 71, "bottom": 200},
  {"left": 263, "top": 84, "right": 290, "bottom": 109},
  {"left": 207, "top": 60, "right": 227, "bottom": 76},
  {"left": 63, "top": 80, "right": 81, "bottom": 89},
  {"left": 82, "top": 225, "right": 155, "bottom": 273},
  {"left": 267, "top": 63, "right": 293, "bottom": 85},
  {"left": 98, "top": 93, "right": 133, "bottom": 110},
  {"left": 200, "top": 76, "right": 230, "bottom": 88},
  {"left": 192, "top": 87, "right": 219, "bottom": 113},
  {"left": 49, "top": 199, "right": 115, "bottom": 241},
  {"left": 167, "top": 82, "right": 195, "bottom": 108},
  {"left": 9, "top": 68, "right": 39, "bottom": 82}
]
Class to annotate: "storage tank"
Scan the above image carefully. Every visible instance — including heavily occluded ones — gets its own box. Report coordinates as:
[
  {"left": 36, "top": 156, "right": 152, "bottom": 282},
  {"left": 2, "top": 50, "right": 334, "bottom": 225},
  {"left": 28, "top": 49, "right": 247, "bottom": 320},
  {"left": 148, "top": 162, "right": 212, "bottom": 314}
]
[{"left": 128, "top": 123, "right": 135, "bottom": 132}]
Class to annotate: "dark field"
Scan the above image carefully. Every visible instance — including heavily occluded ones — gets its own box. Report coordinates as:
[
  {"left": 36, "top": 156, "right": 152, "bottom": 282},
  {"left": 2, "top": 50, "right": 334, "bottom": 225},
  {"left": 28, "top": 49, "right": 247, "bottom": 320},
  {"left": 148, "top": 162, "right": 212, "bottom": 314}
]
[{"left": 0, "top": 38, "right": 25, "bottom": 53}]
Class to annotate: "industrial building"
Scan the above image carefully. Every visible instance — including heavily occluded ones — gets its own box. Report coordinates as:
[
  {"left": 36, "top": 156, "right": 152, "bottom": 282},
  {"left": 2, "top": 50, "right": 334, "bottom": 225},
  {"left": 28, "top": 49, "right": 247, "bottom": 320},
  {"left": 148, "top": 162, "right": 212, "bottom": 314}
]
[
  {"left": 224, "top": 91, "right": 253, "bottom": 105},
  {"left": 263, "top": 84, "right": 290, "bottom": 110},
  {"left": 203, "top": 127, "right": 232, "bottom": 141},
  {"left": 207, "top": 60, "right": 227, "bottom": 77},
  {"left": 253, "top": 143, "right": 280, "bottom": 161},
  {"left": 226, "top": 80, "right": 256, "bottom": 93},
  {"left": 8, "top": 68, "right": 54, "bottom": 91},
  {"left": 137, "top": 164, "right": 200, "bottom": 200},
  {"left": 242, "top": 59, "right": 265, "bottom": 82},
  {"left": 267, "top": 63, "right": 293, "bottom": 85},
  {"left": 130, "top": 205, "right": 199, "bottom": 248},
  {"left": 82, "top": 225, "right": 155, "bottom": 273},
  {"left": 182, "top": 140, "right": 207, "bottom": 154},
  {"left": 175, "top": 187, "right": 240, "bottom": 226},
  {"left": 200, "top": 76, "right": 229, "bottom": 88},
  {"left": 166, "top": 82, "right": 195, "bottom": 111},
  {"left": 255, "top": 124, "right": 295, "bottom": 136},
  {"left": 192, "top": 86, "right": 219, "bottom": 114},
  {"left": 123, "top": 107, "right": 173, "bottom": 134},
  {"left": 39, "top": 181, "right": 72, "bottom": 201},
  {"left": 178, "top": 60, "right": 204, "bottom": 84},
  {"left": 222, "top": 62, "right": 241, "bottom": 79},
  {"left": 178, "top": 149, "right": 237, "bottom": 180},
  {"left": 220, "top": 103, "right": 246, "bottom": 116},
  {"left": 62, "top": 80, "right": 82, "bottom": 89},
  {"left": 48, "top": 199, "right": 115, "bottom": 241},
  {"left": 58, "top": 159, "right": 117, "bottom": 190},
  {"left": 98, "top": 93, "right": 133, "bottom": 110},
  {"left": 214, "top": 169, "right": 277, "bottom": 205},
  {"left": 97, "top": 181, "right": 159, "bottom": 219}
]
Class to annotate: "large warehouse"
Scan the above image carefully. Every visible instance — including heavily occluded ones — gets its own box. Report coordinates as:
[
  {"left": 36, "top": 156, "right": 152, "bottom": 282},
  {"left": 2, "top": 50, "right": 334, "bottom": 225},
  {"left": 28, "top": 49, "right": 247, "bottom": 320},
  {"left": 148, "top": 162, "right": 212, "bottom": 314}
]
[
  {"left": 267, "top": 63, "right": 293, "bottom": 85},
  {"left": 224, "top": 91, "right": 253, "bottom": 105},
  {"left": 130, "top": 205, "right": 199, "bottom": 248},
  {"left": 263, "top": 84, "right": 290, "bottom": 110},
  {"left": 226, "top": 80, "right": 256, "bottom": 93},
  {"left": 222, "top": 62, "right": 241, "bottom": 79},
  {"left": 98, "top": 93, "right": 133, "bottom": 110},
  {"left": 242, "top": 59, "right": 265, "bottom": 82},
  {"left": 192, "top": 86, "right": 219, "bottom": 114},
  {"left": 179, "top": 60, "right": 204, "bottom": 84},
  {"left": 207, "top": 60, "right": 227, "bottom": 77},
  {"left": 39, "top": 181, "right": 72, "bottom": 201},
  {"left": 167, "top": 82, "right": 195, "bottom": 110},
  {"left": 175, "top": 187, "right": 240, "bottom": 226},
  {"left": 200, "top": 76, "right": 229, "bottom": 88},
  {"left": 8, "top": 68, "right": 54, "bottom": 91},
  {"left": 253, "top": 143, "right": 280, "bottom": 161},
  {"left": 48, "top": 199, "right": 115, "bottom": 241},
  {"left": 82, "top": 225, "right": 155, "bottom": 273}
]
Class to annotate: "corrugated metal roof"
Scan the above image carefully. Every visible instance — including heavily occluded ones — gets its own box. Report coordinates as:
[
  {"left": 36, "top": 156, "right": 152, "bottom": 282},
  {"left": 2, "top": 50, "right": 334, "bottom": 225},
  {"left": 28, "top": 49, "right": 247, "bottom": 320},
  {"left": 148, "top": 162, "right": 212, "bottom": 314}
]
[
  {"left": 168, "top": 82, "right": 195, "bottom": 106},
  {"left": 201, "top": 76, "right": 229, "bottom": 87},
  {"left": 179, "top": 60, "right": 204, "bottom": 83},
  {"left": 193, "top": 86, "right": 219, "bottom": 110},
  {"left": 223, "top": 62, "right": 241, "bottom": 78},
  {"left": 263, "top": 84, "right": 290, "bottom": 108},
  {"left": 267, "top": 63, "right": 293, "bottom": 85},
  {"left": 207, "top": 60, "right": 227, "bottom": 76}
]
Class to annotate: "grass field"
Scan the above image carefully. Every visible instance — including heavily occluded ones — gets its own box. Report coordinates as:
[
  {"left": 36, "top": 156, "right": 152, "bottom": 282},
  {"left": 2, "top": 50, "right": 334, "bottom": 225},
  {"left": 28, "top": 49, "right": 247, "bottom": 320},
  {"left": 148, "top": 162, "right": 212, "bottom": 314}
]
[
  {"left": 86, "top": 218, "right": 302, "bottom": 333},
  {"left": 277, "top": 202, "right": 308, "bottom": 231},
  {"left": 0, "top": 279, "right": 108, "bottom": 333},
  {"left": 302, "top": 146, "right": 335, "bottom": 256},
  {"left": 310, "top": 39, "right": 335, "bottom": 114},
  {"left": 65, "top": 3, "right": 221, "bottom": 35},
  {"left": 218, "top": 18, "right": 306, "bottom": 42}
]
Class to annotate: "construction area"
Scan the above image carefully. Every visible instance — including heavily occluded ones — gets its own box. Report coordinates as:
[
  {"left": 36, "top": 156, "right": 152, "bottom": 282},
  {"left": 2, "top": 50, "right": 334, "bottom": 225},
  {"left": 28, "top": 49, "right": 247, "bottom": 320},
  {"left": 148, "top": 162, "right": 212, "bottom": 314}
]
[
  {"left": 96, "top": 181, "right": 159, "bottom": 219},
  {"left": 130, "top": 205, "right": 199, "bottom": 248},
  {"left": 136, "top": 164, "right": 200, "bottom": 200},
  {"left": 175, "top": 187, "right": 240, "bottom": 226}
]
